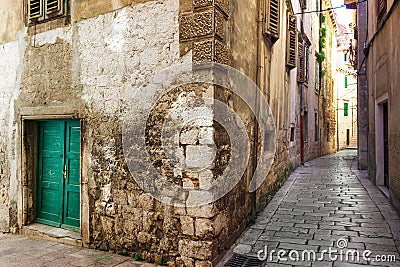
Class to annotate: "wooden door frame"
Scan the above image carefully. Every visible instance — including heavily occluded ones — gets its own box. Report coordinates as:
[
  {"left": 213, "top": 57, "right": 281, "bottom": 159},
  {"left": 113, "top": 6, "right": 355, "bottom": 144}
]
[
  {"left": 375, "top": 94, "right": 388, "bottom": 187},
  {"left": 18, "top": 107, "right": 90, "bottom": 247}
]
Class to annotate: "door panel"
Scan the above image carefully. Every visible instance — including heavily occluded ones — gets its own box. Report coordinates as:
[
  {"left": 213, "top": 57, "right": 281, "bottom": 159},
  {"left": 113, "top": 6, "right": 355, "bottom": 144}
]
[
  {"left": 37, "top": 120, "right": 80, "bottom": 231},
  {"left": 62, "top": 121, "right": 81, "bottom": 229},
  {"left": 37, "top": 121, "right": 65, "bottom": 227}
]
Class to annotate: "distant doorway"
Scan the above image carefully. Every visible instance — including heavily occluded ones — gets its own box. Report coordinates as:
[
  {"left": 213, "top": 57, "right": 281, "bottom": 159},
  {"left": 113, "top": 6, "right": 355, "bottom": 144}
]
[
  {"left": 346, "top": 129, "right": 350, "bottom": 146},
  {"left": 383, "top": 102, "right": 389, "bottom": 187},
  {"left": 376, "top": 99, "right": 389, "bottom": 188}
]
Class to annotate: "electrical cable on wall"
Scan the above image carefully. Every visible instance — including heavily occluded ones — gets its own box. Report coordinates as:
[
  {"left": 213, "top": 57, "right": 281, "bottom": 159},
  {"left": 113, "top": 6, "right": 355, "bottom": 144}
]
[{"left": 295, "top": 0, "right": 368, "bottom": 15}]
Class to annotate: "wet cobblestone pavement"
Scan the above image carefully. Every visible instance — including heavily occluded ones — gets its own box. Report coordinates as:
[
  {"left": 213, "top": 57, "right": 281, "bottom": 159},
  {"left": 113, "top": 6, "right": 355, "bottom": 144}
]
[
  {"left": 231, "top": 150, "right": 400, "bottom": 266},
  {"left": 0, "top": 234, "right": 154, "bottom": 267}
]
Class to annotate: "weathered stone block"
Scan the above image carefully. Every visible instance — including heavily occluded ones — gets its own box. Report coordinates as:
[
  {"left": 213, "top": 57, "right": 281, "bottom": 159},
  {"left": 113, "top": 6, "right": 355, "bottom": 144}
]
[
  {"left": 176, "top": 256, "right": 195, "bottom": 267},
  {"left": 185, "top": 145, "right": 216, "bottom": 168},
  {"left": 198, "top": 127, "right": 213, "bottom": 145},
  {"left": 178, "top": 239, "right": 216, "bottom": 260},
  {"left": 174, "top": 204, "right": 187, "bottom": 215},
  {"left": 215, "top": 0, "right": 230, "bottom": 16},
  {"left": 193, "top": 40, "right": 213, "bottom": 62},
  {"left": 179, "top": 11, "right": 213, "bottom": 41},
  {"left": 213, "top": 212, "right": 227, "bottom": 235},
  {"left": 198, "top": 170, "right": 213, "bottom": 190},
  {"left": 193, "top": 0, "right": 213, "bottom": 9},
  {"left": 195, "top": 218, "right": 213, "bottom": 237},
  {"left": 215, "top": 40, "right": 230, "bottom": 65},
  {"left": 187, "top": 203, "right": 217, "bottom": 218},
  {"left": 121, "top": 206, "right": 143, "bottom": 221},
  {"left": 137, "top": 232, "right": 151, "bottom": 243},
  {"left": 105, "top": 202, "right": 117, "bottom": 217},
  {"left": 195, "top": 261, "right": 212, "bottom": 267},
  {"left": 180, "top": 128, "right": 200, "bottom": 144},
  {"left": 112, "top": 189, "right": 127, "bottom": 205},
  {"left": 138, "top": 193, "right": 155, "bottom": 210},
  {"left": 180, "top": 216, "right": 195, "bottom": 235},
  {"left": 183, "top": 178, "right": 196, "bottom": 189},
  {"left": 215, "top": 9, "right": 225, "bottom": 41}
]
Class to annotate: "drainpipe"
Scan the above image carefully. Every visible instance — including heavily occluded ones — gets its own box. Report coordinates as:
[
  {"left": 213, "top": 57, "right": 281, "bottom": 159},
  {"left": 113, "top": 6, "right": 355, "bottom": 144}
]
[
  {"left": 318, "top": 0, "right": 323, "bottom": 157},
  {"left": 300, "top": 2, "right": 305, "bottom": 164},
  {"left": 300, "top": 83, "right": 305, "bottom": 163}
]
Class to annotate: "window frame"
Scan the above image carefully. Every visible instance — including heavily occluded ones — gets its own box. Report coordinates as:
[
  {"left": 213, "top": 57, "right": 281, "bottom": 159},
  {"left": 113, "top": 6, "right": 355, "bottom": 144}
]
[
  {"left": 27, "top": 0, "right": 68, "bottom": 25},
  {"left": 315, "top": 59, "right": 320, "bottom": 94},
  {"left": 286, "top": 13, "right": 297, "bottom": 69},
  {"left": 263, "top": 0, "right": 281, "bottom": 42},
  {"left": 344, "top": 102, "right": 349, "bottom": 116},
  {"left": 322, "top": 70, "right": 327, "bottom": 99},
  {"left": 314, "top": 112, "right": 318, "bottom": 142}
]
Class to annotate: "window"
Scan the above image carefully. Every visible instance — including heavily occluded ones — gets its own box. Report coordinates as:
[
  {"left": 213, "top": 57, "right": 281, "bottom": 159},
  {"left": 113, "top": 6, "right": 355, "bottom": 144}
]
[
  {"left": 301, "top": 0, "right": 307, "bottom": 9},
  {"left": 28, "top": 0, "right": 66, "bottom": 24},
  {"left": 322, "top": 71, "right": 327, "bottom": 99},
  {"left": 315, "top": 60, "right": 320, "bottom": 93},
  {"left": 264, "top": 0, "right": 280, "bottom": 41},
  {"left": 286, "top": 13, "right": 297, "bottom": 69},
  {"left": 297, "top": 37, "right": 309, "bottom": 83},
  {"left": 344, "top": 53, "right": 347, "bottom": 62},
  {"left": 326, "top": 123, "right": 330, "bottom": 142},
  {"left": 344, "top": 75, "right": 348, "bottom": 88},
  {"left": 297, "top": 39, "right": 305, "bottom": 83},
  {"left": 314, "top": 113, "right": 318, "bottom": 142},
  {"left": 305, "top": 45, "right": 309, "bottom": 83},
  {"left": 290, "top": 126, "right": 295, "bottom": 142},
  {"left": 344, "top": 102, "right": 349, "bottom": 116}
]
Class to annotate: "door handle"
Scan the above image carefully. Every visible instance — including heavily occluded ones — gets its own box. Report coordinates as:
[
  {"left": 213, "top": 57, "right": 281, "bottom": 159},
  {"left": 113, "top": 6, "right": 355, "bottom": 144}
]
[{"left": 62, "top": 167, "right": 67, "bottom": 183}]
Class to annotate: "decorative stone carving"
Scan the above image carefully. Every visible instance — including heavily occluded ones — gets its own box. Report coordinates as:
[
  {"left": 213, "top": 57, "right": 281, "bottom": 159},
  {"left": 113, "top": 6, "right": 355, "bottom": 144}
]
[
  {"left": 179, "top": 0, "right": 231, "bottom": 65},
  {"left": 193, "top": 40, "right": 213, "bottom": 62},
  {"left": 193, "top": 0, "right": 213, "bottom": 9},
  {"left": 179, "top": 11, "right": 213, "bottom": 41}
]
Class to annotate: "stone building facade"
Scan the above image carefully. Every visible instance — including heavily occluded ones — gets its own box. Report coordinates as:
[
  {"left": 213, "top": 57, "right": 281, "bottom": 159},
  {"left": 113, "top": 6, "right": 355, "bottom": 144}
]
[
  {"left": 355, "top": 0, "right": 369, "bottom": 170},
  {"left": 296, "top": 0, "right": 338, "bottom": 162},
  {"left": 0, "top": 0, "right": 337, "bottom": 265},
  {"left": 364, "top": 0, "right": 400, "bottom": 210},
  {"left": 336, "top": 24, "right": 358, "bottom": 150}
]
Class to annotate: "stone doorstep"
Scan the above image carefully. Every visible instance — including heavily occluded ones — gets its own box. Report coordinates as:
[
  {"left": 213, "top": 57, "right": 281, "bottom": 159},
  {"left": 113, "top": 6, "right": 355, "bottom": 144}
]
[
  {"left": 378, "top": 186, "right": 390, "bottom": 199},
  {"left": 21, "top": 223, "right": 83, "bottom": 247}
]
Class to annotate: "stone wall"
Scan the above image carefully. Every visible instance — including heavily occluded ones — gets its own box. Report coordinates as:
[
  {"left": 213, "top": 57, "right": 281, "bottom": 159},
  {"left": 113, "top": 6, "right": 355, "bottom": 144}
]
[
  {"left": 0, "top": 0, "right": 323, "bottom": 265},
  {"left": 0, "top": 32, "right": 27, "bottom": 232},
  {"left": 356, "top": 1, "right": 369, "bottom": 170},
  {"left": 366, "top": 1, "right": 400, "bottom": 212}
]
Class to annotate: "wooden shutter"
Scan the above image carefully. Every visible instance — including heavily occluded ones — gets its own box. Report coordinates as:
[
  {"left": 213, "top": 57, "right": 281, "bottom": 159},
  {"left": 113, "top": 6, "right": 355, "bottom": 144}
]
[
  {"left": 28, "top": 0, "right": 43, "bottom": 19},
  {"left": 264, "top": 0, "right": 280, "bottom": 41},
  {"left": 286, "top": 14, "right": 297, "bottom": 69},
  {"left": 297, "top": 39, "right": 305, "bottom": 83},
  {"left": 377, "top": 0, "right": 386, "bottom": 21},
  {"left": 46, "top": 0, "right": 64, "bottom": 17}
]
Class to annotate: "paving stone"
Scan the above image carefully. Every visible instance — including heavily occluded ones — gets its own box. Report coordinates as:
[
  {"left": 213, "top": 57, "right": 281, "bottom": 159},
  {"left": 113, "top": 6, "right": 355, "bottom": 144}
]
[
  {"left": 228, "top": 151, "right": 400, "bottom": 267},
  {"left": 0, "top": 234, "right": 148, "bottom": 267}
]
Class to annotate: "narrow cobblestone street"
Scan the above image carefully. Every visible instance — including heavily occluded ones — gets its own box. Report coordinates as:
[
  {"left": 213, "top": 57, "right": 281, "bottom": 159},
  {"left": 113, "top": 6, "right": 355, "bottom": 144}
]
[
  {"left": 0, "top": 234, "right": 154, "bottom": 267},
  {"left": 230, "top": 150, "right": 400, "bottom": 266}
]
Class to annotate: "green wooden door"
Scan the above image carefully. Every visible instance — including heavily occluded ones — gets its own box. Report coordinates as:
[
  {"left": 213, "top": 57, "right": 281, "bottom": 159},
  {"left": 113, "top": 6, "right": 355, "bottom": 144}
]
[{"left": 37, "top": 120, "right": 80, "bottom": 231}]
